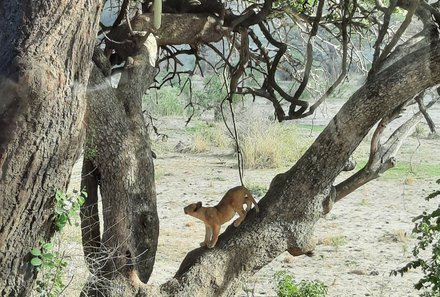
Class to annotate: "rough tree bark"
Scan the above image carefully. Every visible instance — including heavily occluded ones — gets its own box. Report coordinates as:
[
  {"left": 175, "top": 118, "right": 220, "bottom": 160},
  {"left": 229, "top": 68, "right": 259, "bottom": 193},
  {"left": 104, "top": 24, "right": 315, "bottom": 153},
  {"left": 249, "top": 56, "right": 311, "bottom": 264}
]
[
  {"left": 134, "top": 40, "right": 440, "bottom": 297},
  {"left": 79, "top": 12, "right": 232, "bottom": 295},
  {"left": 79, "top": 35, "right": 159, "bottom": 296},
  {"left": 0, "top": 1, "right": 101, "bottom": 295}
]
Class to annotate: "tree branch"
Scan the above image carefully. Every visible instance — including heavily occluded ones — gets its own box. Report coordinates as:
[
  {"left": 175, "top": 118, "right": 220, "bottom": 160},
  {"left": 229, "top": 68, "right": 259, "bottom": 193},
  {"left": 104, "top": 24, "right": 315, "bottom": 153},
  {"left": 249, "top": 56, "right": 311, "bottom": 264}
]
[
  {"left": 334, "top": 96, "right": 440, "bottom": 203},
  {"left": 416, "top": 90, "right": 437, "bottom": 134}
]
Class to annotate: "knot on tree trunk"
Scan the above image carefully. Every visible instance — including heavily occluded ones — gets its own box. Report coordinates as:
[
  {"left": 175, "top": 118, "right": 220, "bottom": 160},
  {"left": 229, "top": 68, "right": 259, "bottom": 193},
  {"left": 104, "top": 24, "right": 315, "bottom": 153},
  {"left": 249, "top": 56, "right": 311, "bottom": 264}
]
[
  {"left": 287, "top": 239, "right": 316, "bottom": 257},
  {"left": 322, "top": 186, "right": 336, "bottom": 215}
]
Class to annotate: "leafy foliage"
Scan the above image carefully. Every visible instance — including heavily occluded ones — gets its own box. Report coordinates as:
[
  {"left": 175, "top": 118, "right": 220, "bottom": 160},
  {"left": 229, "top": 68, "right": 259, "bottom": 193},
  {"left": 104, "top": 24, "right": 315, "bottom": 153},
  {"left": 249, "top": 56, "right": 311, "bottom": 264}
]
[
  {"left": 274, "top": 271, "right": 328, "bottom": 297},
  {"left": 30, "top": 241, "right": 67, "bottom": 297},
  {"left": 392, "top": 179, "right": 440, "bottom": 296},
  {"left": 30, "top": 189, "right": 87, "bottom": 295},
  {"left": 54, "top": 190, "right": 87, "bottom": 231}
]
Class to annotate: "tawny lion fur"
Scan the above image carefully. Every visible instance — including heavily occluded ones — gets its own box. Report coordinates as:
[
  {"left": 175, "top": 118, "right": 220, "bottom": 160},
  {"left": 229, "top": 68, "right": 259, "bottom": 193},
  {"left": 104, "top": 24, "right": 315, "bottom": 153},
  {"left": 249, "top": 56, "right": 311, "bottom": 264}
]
[{"left": 183, "top": 185, "right": 259, "bottom": 248}]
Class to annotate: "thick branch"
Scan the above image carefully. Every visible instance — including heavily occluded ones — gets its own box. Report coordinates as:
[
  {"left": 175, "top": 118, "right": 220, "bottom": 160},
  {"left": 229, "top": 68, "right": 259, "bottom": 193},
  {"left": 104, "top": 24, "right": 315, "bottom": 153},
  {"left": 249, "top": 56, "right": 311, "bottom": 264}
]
[
  {"left": 107, "top": 13, "right": 226, "bottom": 50},
  {"left": 112, "top": 0, "right": 130, "bottom": 28},
  {"left": 80, "top": 35, "right": 159, "bottom": 293}
]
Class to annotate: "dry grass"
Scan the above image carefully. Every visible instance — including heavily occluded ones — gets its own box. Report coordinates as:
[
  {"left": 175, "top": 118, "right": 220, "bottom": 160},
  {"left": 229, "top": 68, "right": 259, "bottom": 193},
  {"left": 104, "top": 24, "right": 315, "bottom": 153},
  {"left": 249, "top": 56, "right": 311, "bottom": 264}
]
[
  {"left": 404, "top": 175, "right": 415, "bottom": 185},
  {"left": 238, "top": 117, "right": 311, "bottom": 169},
  {"left": 190, "top": 122, "right": 231, "bottom": 153},
  {"left": 319, "top": 235, "right": 347, "bottom": 251},
  {"left": 379, "top": 229, "right": 409, "bottom": 243},
  {"left": 191, "top": 133, "right": 210, "bottom": 152}
]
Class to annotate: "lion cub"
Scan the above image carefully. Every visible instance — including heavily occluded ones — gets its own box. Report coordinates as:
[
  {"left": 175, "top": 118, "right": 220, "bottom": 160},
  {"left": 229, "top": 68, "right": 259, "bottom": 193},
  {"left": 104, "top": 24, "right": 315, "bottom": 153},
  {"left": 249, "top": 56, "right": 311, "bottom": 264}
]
[{"left": 184, "top": 185, "right": 259, "bottom": 248}]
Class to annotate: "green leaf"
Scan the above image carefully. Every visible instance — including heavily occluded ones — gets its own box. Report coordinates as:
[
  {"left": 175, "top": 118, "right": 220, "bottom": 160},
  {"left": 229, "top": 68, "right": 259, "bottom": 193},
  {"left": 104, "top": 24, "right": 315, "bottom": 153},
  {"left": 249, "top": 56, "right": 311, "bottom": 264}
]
[
  {"left": 42, "top": 252, "right": 54, "bottom": 261},
  {"left": 42, "top": 242, "right": 54, "bottom": 251},
  {"left": 57, "top": 214, "right": 68, "bottom": 224},
  {"left": 31, "top": 257, "right": 43, "bottom": 267},
  {"left": 31, "top": 248, "right": 41, "bottom": 256},
  {"left": 54, "top": 206, "right": 64, "bottom": 214},
  {"left": 55, "top": 191, "right": 66, "bottom": 201},
  {"left": 77, "top": 195, "right": 85, "bottom": 206}
]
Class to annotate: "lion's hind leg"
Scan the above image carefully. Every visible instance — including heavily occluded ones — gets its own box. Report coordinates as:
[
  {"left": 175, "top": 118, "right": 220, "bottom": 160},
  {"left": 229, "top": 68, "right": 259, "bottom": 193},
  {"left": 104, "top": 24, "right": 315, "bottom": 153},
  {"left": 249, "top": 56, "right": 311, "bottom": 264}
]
[{"left": 233, "top": 207, "right": 247, "bottom": 227}]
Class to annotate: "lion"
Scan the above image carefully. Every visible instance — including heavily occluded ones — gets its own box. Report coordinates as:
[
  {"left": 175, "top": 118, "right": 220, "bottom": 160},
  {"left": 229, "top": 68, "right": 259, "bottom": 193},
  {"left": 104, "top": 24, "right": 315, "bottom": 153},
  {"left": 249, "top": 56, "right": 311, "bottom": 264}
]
[{"left": 184, "top": 185, "right": 259, "bottom": 248}]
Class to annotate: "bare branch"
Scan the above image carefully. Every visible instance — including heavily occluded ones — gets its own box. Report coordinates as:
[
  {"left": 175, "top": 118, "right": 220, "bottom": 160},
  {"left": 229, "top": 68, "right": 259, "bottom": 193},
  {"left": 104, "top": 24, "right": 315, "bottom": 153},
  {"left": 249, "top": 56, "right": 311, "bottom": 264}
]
[
  {"left": 370, "top": 0, "right": 419, "bottom": 77},
  {"left": 334, "top": 96, "right": 440, "bottom": 203},
  {"left": 416, "top": 90, "right": 437, "bottom": 134},
  {"left": 290, "top": 0, "right": 325, "bottom": 110},
  {"left": 113, "top": 0, "right": 130, "bottom": 28}
]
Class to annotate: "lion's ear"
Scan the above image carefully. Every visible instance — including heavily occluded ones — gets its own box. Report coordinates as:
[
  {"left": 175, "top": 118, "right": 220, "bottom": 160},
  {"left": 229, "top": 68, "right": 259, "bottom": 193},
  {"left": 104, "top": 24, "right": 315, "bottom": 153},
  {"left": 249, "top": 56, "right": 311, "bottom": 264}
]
[{"left": 195, "top": 201, "right": 202, "bottom": 210}]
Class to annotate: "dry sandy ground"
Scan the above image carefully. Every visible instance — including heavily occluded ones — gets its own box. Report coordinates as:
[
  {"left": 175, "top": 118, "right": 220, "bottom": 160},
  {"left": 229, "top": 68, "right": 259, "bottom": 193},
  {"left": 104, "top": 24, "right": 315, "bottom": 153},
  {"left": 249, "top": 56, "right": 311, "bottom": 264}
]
[{"left": 61, "top": 101, "right": 440, "bottom": 297}]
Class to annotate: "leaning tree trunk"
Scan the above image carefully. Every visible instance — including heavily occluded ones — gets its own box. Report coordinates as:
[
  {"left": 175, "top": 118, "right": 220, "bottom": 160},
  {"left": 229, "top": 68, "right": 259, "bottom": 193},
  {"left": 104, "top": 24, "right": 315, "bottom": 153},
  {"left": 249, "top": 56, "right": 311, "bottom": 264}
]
[
  {"left": 137, "top": 39, "right": 440, "bottom": 297},
  {"left": 79, "top": 35, "right": 159, "bottom": 296},
  {"left": 0, "top": 1, "right": 101, "bottom": 295}
]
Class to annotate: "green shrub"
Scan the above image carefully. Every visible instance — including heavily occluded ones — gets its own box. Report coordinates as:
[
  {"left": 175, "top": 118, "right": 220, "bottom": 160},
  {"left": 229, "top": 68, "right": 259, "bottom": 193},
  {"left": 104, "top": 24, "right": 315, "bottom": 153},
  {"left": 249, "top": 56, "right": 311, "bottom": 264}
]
[
  {"left": 412, "top": 123, "right": 428, "bottom": 138},
  {"left": 84, "top": 130, "right": 97, "bottom": 160},
  {"left": 393, "top": 179, "right": 440, "bottom": 297},
  {"left": 31, "top": 190, "right": 87, "bottom": 296},
  {"left": 31, "top": 241, "right": 67, "bottom": 297},
  {"left": 274, "top": 271, "right": 328, "bottom": 297},
  {"left": 183, "top": 75, "right": 243, "bottom": 120},
  {"left": 54, "top": 190, "right": 87, "bottom": 231},
  {"left": 144, "top": 86, "right": 185, "bottom": 116}
]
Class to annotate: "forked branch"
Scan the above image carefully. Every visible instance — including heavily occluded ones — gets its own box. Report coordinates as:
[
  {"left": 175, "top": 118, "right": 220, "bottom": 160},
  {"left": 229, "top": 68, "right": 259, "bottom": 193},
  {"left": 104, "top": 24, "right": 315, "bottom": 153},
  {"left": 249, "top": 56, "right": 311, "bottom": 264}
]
[{"left": 333, "top": 95, "right": 439, "bottom": 205}]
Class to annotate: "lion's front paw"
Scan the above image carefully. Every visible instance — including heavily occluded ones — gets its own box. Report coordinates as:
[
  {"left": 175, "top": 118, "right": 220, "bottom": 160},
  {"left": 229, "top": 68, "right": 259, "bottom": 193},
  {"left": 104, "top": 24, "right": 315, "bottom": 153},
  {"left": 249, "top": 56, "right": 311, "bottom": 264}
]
[{"left": 200, "top": 242, "right": 207, "bottom": 247}]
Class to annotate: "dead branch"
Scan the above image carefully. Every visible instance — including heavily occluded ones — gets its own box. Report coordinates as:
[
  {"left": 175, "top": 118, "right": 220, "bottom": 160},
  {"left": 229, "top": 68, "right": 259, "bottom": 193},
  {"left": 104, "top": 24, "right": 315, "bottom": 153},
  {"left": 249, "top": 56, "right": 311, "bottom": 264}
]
[
  {"left": 333, "top": 96, "right": 440, "bottom": 204},
  {"left": 416, "top": 90, "right": 437, "bottom": 134}
]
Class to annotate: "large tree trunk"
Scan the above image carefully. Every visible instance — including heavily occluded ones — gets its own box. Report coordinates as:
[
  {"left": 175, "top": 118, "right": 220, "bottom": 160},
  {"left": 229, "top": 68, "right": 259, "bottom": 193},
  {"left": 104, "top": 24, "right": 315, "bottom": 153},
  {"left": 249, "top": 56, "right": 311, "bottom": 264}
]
[
  {"left": 77, "top": 12, "right": 236, "bottom": 295},
  {"left": 79, "top": 35, "right": 159, "bottom": 295},
  {"left": 0, "top": 1, "right": 101, "bottom": 295},
  {"left": 138, "top": 39, "right": 440, "bottom": 297}
]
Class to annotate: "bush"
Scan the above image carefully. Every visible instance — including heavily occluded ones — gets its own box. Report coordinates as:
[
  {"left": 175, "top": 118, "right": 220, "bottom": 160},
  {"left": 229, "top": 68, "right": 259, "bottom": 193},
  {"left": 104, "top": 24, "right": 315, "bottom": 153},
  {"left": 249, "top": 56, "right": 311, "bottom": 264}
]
[
  {"left": 393, "top": 179, "right": 440, "bottom": 297},
  {"left": 274, "top": 271, "right": 328, "bottom": 297},
  {"left": 31, "top": 241, "right": 67, "bottom": 297}
]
